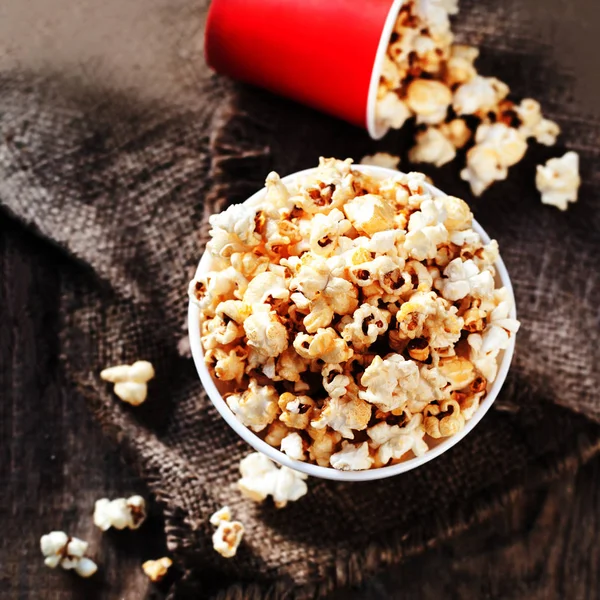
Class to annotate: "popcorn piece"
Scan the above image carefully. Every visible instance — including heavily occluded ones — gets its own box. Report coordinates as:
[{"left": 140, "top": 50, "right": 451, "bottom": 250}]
[
  {"left": 100, "top": 360, "right": 155, "bottom": 406},
  {"left": 213, "top": 521, "right": 245, "bottom": 558},
  {"left": 244, "top": 304, "right": 288, "bottom": 359},
  {"left": 205, "top": 347, "right": 246, "bottom": 383},
  {"left": 406, "top": 79, "right": 452, "bottom": 125},
  {"left": 243, "top": 272, "right": 289, "bottom": 305},
  {"left": 536, "top": 152, "right": 580, "bottom": 211},
  {"left": 93, "top": 495, "right": 147, "bottom": 531},
  {"left": 438, "top": 119, "right": 472, "bottom": 150},
  {"left": 265, "top": 171, "right": 291, "bottom": 209},
  {"left": 40, "top": 531, "right": 98, "bottom": 578},
  {"left": 209, "top": 506, "right": 232, "bottom": 527},
  {"left": 461, "top": 123, "right": 528, "bottom": 196},
  {"left": 376, "top": 92, "right": 411, "bottom": 130},
  {"left": 445, "top": 44, "right": 479, "bottom": 86},
  {"left": 515, "top": 99, "right": 560, "bottom": 146},
  {"left": 226, "top": 379, "right": 279, "bottom": 432},
  {"left": 308, "top": 426, "right": 342, "bottom": 467},
  {"left": 404, "top": 198, "right": 449, "bottom": 260},
  {"left": 208, "top": 202, "right": 261, "bottom": 251},
  {"left": 280, "top": 432, "right": 305, "bottom": 461},
  {"left": 289, "top": 255, "right": 358, "bottom": 331},
  {"left": 330, "top": 441, "right": 373, "bottom": 471},
  {"left": 343, "top": 194, "right": 395, "bottom": 235},
  {"left": 453, "top": 76, "right": 509, "bottom": 116},
  {"left": 468, "top": 294, "right": 519, "bottom": 382},
  {"left": 395, "top": 290, "right": 463, "bottom": 349},
  {"left": 238, "top": 452, "right": 308, "bottom": 508},
  {"left": 293, "top": 328, "right": 353, "bottom": 364},
  {"left": 264, "top": 420, "right": 291, "bottom": 447},
  {"left": 409, "top": 127, "right": 456, "bottom": 167},
  {"left": 142, "top": 557, "right": 173, "bottom": 582},
  {"left": 359, "top": 354, "right": 420, "bottom": 412},
  {"left": 322, "top": 363, "right": 351, "bottom": 400},
  {"left": 341, "top": 303, "right": 390, "bottom": 348},
  {"left": 278, "top": 393, "right": 315, "bottom": 430},
  {"left": 311, "top": 392, "right": 372, "bottom": 439},
  {"left": 435, "top": 258, "right": 494, "bottom": 301},
  {"left": 423, "top": 399, "right": 465, "bottom": 438},
  {"left": 276, "top": 348, "right": 310, "bottom": 382},
  {"left": 367, "top": 414, "right": 428, "bottom": 465},
  {"left": 309, "top": 208, "right": 352, "bottom": 257},
  {"left": 360, "top": 153, "right": 401, "bottom": 170},
  {"left": 438, "top": 356, "right": 476, "bottom": 390}
]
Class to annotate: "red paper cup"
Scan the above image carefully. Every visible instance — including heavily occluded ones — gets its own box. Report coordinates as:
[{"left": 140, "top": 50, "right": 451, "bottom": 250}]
[{"left": 205, "top": 0, "right": 404, "bottom": 139}]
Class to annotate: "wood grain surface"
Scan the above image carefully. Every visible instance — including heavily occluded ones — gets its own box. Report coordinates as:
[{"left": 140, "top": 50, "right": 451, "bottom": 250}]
[{"left": 2, "top": 216, "right": 599, "bottom": 600}]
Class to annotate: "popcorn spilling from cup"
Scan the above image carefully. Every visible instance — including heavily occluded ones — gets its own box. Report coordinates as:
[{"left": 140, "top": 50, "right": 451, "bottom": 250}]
[
  {"left": 374, "top": 0, "right": 580, "bottom": 204},
  {"left": 189, "top": 158, "right": 521, "bottom": 472}
]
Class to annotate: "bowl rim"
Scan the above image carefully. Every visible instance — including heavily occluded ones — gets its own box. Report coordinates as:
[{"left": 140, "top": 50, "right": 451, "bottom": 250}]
[{"left": 188, "top": 164, "right": 517, "bottom": 481}]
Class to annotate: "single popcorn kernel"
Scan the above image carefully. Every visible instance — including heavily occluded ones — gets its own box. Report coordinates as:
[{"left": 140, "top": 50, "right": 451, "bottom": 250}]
[
  {"left": 192, "top": 158, "right": 519, "bottom": 471},
  {"left": 93, "top": 495, "right": 147, "bottom": 531},
  {"left": 142, "top": 557, "right": 172, "bottom": 582},
  {"left": 100, "top": 360, "right": 155, "bottom": 406},
  {"left": 40, "top": 532, "right": 98, "bottom": 578}
]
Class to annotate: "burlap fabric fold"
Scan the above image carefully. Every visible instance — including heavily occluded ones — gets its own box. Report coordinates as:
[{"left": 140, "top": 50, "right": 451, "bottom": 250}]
[{"left": 1, "top": 0, "right": 600, "bottom": 597}]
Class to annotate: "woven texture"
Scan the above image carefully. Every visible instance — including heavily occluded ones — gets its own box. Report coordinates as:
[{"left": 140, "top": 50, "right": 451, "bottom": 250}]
[{"left": 1, "top": 0, "right": 600, "bottom": 598}]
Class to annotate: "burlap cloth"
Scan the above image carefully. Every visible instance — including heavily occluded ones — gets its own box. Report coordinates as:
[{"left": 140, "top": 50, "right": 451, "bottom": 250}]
[{"left": 1, "top": 0, "right": 599, "bottom": 597}]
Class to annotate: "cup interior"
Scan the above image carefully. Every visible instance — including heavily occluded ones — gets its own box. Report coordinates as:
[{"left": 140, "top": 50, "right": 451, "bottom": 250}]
[{"left": 188, "top": 165, "right": 517, "bottom": 481}]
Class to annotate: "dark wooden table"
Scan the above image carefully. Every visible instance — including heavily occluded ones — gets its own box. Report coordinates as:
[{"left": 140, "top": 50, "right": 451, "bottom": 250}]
[{"left": 2, "top": 214, "right": 600, "bottom": 600}]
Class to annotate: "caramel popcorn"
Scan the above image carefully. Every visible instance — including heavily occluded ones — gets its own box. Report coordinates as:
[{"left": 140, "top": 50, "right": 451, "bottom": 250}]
[
  {"left": 374, "top": 0, "right": 563, "bottom": 196},
  {"left": 209, "top": 506, "right": 244, "bottom": 558},
  {"left": 142, "top": 557, "right": 172, "bottom": 582},
  {"left": 190, "top": 158, "right": 519, "bottom": 471}
]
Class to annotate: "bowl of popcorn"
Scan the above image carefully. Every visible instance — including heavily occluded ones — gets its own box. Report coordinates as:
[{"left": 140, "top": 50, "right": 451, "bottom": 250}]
[{"left": 188, "top": 158, "right": 519, "bottom": 481}]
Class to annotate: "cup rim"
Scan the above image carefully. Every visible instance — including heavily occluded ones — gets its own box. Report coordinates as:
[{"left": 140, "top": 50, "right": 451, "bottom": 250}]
[
  {"left": 188, "top": 165, "right": 517, "bottom": 481},
  {"left": 366, "top": 0, "right": 405, "bottom": 140}
]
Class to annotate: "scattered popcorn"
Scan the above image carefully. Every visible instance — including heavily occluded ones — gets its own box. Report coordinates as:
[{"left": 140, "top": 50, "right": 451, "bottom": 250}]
[
  {"left": 373, "top": 0, "right": 562, "bottom": 195},
  {"left": 100, "top": 360, "right": 155, "bottom": 406},
  {"left": 460, "top": 123, "right": 528, "bottom": 196},
  {"left": 536, "top": 151, "right": 581, "bottom": 211},
  {"left": 142, "top": 557, "right": 172, "bottom": 582},
  {"left": 40, "top": 531, "right": 98, "bottom": 578},
  {"left": 191, "top": 158, "right": 519, "bottom": 471},
  {"left": 238, "top": 452, "right": 308, "bottom": 507},
  {"left": 209, "top": 506, "right": 244, "bottom": 558},
  {"left": 360, "top": 152, "right": 401, "bottom": 169},
  {"left": 93, "top": 495, "right": 147, "bottom": 531},
  {"left": 409, "top": 127, "right": 456, "bottom": 167},
  {"left": 406, "top": 79, "right": 452, "bottom": 125},
  {"left": 515, "top": 99, "right": 560, "bottom": 146}
]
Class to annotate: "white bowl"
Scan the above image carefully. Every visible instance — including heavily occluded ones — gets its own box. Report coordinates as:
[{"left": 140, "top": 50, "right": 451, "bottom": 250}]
[{"left": 188, "top": 165, "right": 517, "bottom": 481}]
